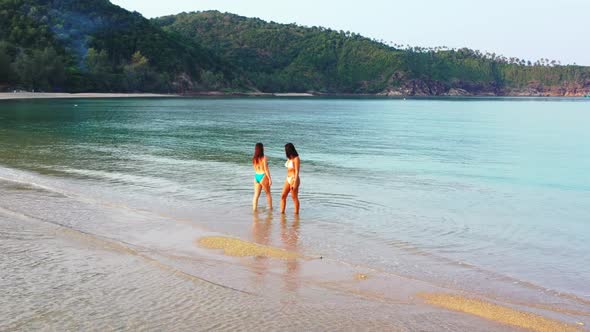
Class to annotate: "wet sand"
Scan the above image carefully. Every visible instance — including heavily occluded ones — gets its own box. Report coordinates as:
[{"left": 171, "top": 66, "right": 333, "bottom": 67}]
[
  {"left": 0, "top": 171, "right": 587, "bottom": 331},
  {"left": 0, "top": 176, "right": 566, "bottom": 331},
  {"left": 193, "top": 230, "right": 588, "bottom": 331},
  {"left": 1, "top": 207, "right": 523, "bottom": 331}
]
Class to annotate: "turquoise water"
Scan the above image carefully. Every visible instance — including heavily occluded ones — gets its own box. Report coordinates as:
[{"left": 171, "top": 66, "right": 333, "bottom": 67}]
[{"left": 0, "top": 97, "right": 589, "bottom": 303}]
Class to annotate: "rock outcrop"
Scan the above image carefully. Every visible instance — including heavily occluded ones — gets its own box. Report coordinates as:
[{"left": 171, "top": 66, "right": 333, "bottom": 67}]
[
  {"left": 379, "top": 79, "right": 590, "bottom": 97},
  {"left": 506, "top": 80, "right": 590, "bottom": 97},
  {"left": 445, "top": 88, "right": 471, "bottom": 96}
]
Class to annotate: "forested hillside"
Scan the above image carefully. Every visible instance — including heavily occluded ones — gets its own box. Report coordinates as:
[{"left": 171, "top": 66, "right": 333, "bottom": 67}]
[
  {"left": 154, "top": 11, "right": 590, "bottom": 96},
  {"left": 0, "top": 0, "right": 244, "bottom": 92},
  {"left": 1, "top": 1, "right": 589, "bottom": 95},
  {"left": 155, "top": 11, "right": 405, "bottom": 93}
]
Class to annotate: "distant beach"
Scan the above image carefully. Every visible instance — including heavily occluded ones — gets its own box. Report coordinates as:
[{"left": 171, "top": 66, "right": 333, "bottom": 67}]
[
  {"left": 0, "top": 92, "right": 179, "bottom": 100},
  {"left": 2, "top": 91, "right": 588, "bottom": 101},
  {"left": 0, "top": 92, "right": 320, "bottom": 100}
]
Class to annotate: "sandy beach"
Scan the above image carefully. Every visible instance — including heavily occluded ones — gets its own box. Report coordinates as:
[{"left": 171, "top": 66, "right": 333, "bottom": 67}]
[
  {"left": 0, "top": 187, "right": 583, "bottom": 331},
  {"left": 0, "top": 188, "right": 571, "bottom": 332},
  {"left": 0, "top": 92, "right": 179, "bottom": 100}
]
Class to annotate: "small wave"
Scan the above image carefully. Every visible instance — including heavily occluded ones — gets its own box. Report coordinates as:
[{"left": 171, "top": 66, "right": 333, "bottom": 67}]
[{"left": 302, "top": 191, "right": 386, "bottom": 212}]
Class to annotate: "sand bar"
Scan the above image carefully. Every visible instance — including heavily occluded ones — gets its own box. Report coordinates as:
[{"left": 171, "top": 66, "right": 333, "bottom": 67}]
[
  {"left": 419, "top": 293, "right": 583, "bottom": 332},
  {"left": 198, "top": 236, "right": 301, "bottom": 260}
]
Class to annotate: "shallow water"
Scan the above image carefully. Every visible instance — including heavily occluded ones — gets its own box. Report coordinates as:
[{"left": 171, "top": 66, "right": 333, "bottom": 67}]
[{"left": 1, "top": 97, "right": 589, "bottom": 329}]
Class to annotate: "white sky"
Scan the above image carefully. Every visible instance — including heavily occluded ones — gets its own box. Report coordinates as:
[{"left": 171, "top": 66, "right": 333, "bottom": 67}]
[{"left": 112, "top": 0, "right": 590, "bottom": 65}]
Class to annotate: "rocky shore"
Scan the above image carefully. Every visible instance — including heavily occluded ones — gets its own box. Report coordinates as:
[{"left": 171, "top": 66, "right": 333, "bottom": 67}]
[{"left": 378, "top": 79, "right": 590, "bottom": 97}]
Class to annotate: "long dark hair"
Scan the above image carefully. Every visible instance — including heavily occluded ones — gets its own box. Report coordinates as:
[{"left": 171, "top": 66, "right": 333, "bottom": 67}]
[
  {"left": 252, "top": 143, "right": 264, "bottom": 164},
  {"left": 285, "top": 143, "right": 299, "bottom": 159}
]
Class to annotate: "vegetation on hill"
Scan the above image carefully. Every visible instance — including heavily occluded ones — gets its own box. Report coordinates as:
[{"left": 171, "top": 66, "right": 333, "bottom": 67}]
[
  {"left": 0, "top": 0, "right": 242, "bottom": 92},
  {"left": 1, "top": 2, "right": 589, "bottom": 95},
  {"left": 154, "top": 12, "right": 405, "bottom": 93},
  {"left": 154, "top": 11, "right": 590, "bottom": 95}
]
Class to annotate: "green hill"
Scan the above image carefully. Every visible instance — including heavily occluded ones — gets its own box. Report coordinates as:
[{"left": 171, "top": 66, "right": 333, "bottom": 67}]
[
  {"left": 153, "top": 11, "right": 406, "bottom": 93},
  {"left": 1, "top": 2, "right": 589, "bottom": 96},
  {"left": 0, "top": 0, "right": 244, "bottom": 92},
  {"left": 154, "top": 11, "right": 590, "bottom": 96}
]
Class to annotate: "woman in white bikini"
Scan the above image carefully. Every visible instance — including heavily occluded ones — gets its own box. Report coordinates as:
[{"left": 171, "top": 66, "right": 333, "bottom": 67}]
[
  {"left": 252, "top": 143, "right": 272, "bottom": 211},
  {"left": 281, "top": 143, "right": 300, "bottom": 214}
]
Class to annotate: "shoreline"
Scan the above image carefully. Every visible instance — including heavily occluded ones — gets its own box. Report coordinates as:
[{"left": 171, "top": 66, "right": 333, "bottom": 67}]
[
  {"left": 0, "top": 92, "right": 180, "bottom": 100},
  {"left": 2, "top": 91, "right": 588, "bottom": 101}
]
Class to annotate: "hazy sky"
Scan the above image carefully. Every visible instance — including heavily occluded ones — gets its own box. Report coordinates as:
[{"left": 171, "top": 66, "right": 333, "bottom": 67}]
[{"left": 112, "top": 0, "right": 589, "bottom": 65}]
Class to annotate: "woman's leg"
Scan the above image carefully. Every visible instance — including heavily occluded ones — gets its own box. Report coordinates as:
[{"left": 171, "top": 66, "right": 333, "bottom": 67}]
[
  {"left": 253, "top": 182, "right": 262, "bottom": 211},
  {"left": 262, "top": 178, "right": 273, "bottom": 210},
  {"left": 290, "top": 178, "right": 300, "bottom": 214},
  {"left": 280, "top": 181, "right": 291, "bottom": 214}
]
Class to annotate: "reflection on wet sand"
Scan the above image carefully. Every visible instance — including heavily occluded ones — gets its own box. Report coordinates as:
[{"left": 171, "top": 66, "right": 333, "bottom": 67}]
[
  {"left": 281, "top": 214, "right": 300, "bottom": 292},
  {"left": 251, "top": 211, "right": 273, "bottom": 284},
  {"left": 248, "top": 212, "right": 302, "bottom": 293},
  {"left": 251, "top": 211, "right": 273, "bottom": 245}
]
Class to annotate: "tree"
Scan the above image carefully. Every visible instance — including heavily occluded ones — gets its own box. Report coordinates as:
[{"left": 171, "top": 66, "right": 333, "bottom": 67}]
[
  {"left": 13, "top": 51, "right": 36, "bottom": 89},
  {"left": 123, "top": 51, "right": 149, "bottom": 91},
  {"left": 41, "top": 47, "right": 65, "bottom": 89},
  {"left": 0, "top": 47, "right": 13, "bottom": 84},
  {"left": 85, "top": 48, "right": 113, "bottom": 91},
  {"left": 124, "top": 51, "right": 157, "bottom": 91},
  {"left": 130, "top": 51, "right": 149, "bottom": 68},
  {"left": 85, "top": 48, "right": 110, "bottom": 73},
  {"left": 12, "top": 47, "right": 65, "bottom": 90},
  {"left": 200, "top": 70, "right": 224, "bottom": 90}
]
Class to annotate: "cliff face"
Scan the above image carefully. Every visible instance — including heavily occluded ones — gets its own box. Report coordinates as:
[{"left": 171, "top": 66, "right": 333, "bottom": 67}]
[{"left": 379, "top": 80, "right": 590, "bottom": 97}]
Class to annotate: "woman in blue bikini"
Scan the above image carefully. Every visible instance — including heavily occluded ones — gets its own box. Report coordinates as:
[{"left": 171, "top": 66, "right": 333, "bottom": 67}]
[{"left": 252, "top": 143, "right": 272, "bottom": 211}]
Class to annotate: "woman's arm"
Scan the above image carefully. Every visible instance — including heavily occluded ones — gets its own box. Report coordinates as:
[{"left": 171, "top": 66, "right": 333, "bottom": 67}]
[
  {"left": 264, "top": 157, "right": 272, "bottom": 186},
  {"left": 294, "top": 157, "right": 300, "bottom": 179}
]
